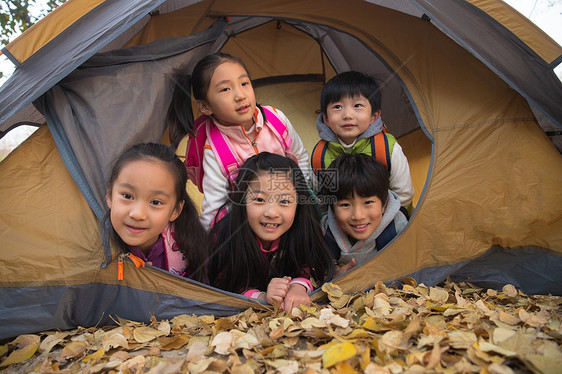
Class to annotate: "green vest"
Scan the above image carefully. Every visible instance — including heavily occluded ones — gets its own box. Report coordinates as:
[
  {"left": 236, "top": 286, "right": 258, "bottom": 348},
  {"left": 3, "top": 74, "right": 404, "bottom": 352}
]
[{"left": 311, "top": 131, "right": 396, "bottom": 172}]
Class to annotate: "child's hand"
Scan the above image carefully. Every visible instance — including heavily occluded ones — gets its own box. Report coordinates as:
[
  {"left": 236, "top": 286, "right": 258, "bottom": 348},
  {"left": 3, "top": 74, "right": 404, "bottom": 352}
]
[
  {"left": 281, "top": 283, "right": 310, "bottom": 311},
  {"left": 266, "top": 276, "right": 291, "bottom": 304},
  {"left": 334, "top": 258, "right": 357, "bottom": 278}
]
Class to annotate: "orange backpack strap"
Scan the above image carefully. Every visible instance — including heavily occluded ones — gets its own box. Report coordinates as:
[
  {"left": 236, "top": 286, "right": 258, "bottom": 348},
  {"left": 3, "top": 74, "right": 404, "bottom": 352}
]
[
  {"left": 311, "top": 139, "right": 328, "bottom": 172},
  {"left": 371, "top": 132, "right": 391, "bottom": 172}
]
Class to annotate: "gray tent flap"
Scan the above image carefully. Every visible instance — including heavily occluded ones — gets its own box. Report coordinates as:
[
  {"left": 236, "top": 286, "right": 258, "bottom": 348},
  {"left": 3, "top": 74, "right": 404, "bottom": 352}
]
[
  {"left": 403, "top": 246, "right": 562, "bottom": 295},
  {"left": 0, "top": 282, "right": 245, "bottom": 339},
  {"left": 0, "top": 0, "right": 165, "bottom": 127}
]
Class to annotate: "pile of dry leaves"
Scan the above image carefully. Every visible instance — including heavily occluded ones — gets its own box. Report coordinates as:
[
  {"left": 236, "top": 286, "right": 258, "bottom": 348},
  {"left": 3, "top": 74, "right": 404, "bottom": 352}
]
[{"left": 1, "top": 279, "right": 561, "bottom": 373}]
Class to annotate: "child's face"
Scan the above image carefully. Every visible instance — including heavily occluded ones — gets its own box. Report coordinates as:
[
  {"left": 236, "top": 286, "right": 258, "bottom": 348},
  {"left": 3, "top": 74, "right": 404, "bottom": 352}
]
[
  {"left": 323, "top": 94, "right": 381, "bottom": 145},
  {"left": 333, "top": 193, "right": 385, "bottom": 244},
  {"left": 198, "top": 61, "right": 256, "bottom": 131},
  {"left": 106, "top": 159, "right": 183, "bottom": 254},
  {"left": 245, "top": 171, "right": 297, "bottom": 250}
]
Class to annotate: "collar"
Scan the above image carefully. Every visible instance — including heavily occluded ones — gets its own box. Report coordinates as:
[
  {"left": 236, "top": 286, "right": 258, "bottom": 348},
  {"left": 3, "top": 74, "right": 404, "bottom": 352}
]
[
  {"left": 258, "top": 237, "right": 280, "bottom": 253},
  {"left": 211, "top": 106, "right": 262, "bottom": 134},
  {"left": 127, "top": 235, "right": 165, "bottom": 262}
]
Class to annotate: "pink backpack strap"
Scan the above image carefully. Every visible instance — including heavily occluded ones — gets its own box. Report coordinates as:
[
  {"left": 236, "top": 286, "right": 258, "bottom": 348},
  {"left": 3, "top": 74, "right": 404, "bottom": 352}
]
[
  {"left": 185, "top": 116, "right": 210, "bottom": 193},
  {"left": 207, "top": 123, "right": 240, "bottom": 187},
  {"left": 162, "top": 224, "right": 187, "bottom": 276},
  {"left": 261, "top": 106, "right": 294, "bottom": 158}
]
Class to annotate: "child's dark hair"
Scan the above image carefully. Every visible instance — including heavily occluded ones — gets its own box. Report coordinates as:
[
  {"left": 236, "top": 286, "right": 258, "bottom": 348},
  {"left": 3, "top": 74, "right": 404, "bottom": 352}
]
[
  {"left": 207, "top": 152, "right": 333, "bottom": 293},
  {"left": 324, "top": 153, "right": 389, "bottom": 205},
  {"left": 320, "top": 71, "right": 382, "bottom": 116},
  {"left": 106, "top": 143, "right": 208, "bottom": 282},
  {"left": 167, "top": 52, "right": 249, "bottom": 149}
]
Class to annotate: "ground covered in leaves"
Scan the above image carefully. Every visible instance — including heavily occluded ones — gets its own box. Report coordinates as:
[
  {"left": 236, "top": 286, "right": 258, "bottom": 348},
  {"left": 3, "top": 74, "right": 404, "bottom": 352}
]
[{"left": 1, "top": 280, "right": 561, "bottom": 373}]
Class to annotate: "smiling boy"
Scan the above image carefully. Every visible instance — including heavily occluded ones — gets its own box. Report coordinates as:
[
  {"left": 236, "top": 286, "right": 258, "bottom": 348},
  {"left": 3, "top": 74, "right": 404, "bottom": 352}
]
[
  {"left": 321, "top": 154, "right": 408, "bottom": 272},
  {"left": 311, "top": 71, "right": 414, "bottom": 210}
]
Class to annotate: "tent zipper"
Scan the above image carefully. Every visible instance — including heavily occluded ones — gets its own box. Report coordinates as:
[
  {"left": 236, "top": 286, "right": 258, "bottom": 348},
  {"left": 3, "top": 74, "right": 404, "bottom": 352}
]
[{"left": 117, "top": 253, "right": 146, "bottom": 280}]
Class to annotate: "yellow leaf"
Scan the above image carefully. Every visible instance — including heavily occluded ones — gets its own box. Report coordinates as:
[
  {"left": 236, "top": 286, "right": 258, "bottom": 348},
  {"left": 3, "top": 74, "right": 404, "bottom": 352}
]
[
  {"left": 334, "top": 360, "right": 358, "bottom": 373},
  {"left": 12, "top": 334, "right": 40, "bottom": 348},
  {"left": 363, "top": 290, "right": 375, "bottom": 308},
  {"left": 133, "top": 326, "right": 166, "bottom": 343},
  {"left": 60, "top": 341, "right": 87, "bottom": 360},
  {"left": 300, "top": 305, "right": 318, "bottom": 315},
  {"left": 352, "top": 296, "right": 365, "bottom": 311},
  {"left": 330, "top": 293, "right": 352, "bottom": 309},
  {"left": 0, "top": 344, "right": 7, "bottom": 357},
  {"left": 426, "top": 301, "right": 455, "bottom": 311},
  {"left": 0, "top": 342, "right": 38, "bottom": 367},
  {"left": 200, "top": 315, "right": 215, "bottom": 324},
  {"left": 362, "top": 318, "right": 390, "bottom": 332},
  {"left": 345, "top": 328, "right": 371, "bottom": 339},
  {"left": 322, "top": 342, "right": 357, "bottom": 367},
  {"left": 357, "top": 343, "right": 371, "bottom": 370},
  {"left": 82, "top": 348, "right": 104, "bottom": 363},
  {"left": 322, "top": 283, "right": 344, "bottom": 298},
  {"left": 429, "top": 287, "right": 449, "bottom": 303}
]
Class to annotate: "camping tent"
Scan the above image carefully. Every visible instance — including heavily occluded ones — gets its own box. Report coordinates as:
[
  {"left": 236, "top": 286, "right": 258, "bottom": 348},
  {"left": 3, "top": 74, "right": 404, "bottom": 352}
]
[{"left": 1, "top": 0, "right": 561, "bottom": 340}]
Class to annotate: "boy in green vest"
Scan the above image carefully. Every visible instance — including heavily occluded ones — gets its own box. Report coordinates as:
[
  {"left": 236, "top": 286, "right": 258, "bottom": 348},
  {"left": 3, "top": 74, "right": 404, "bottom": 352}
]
[{"left": 311, "top": 71, "right": 414, "bottom": 211}]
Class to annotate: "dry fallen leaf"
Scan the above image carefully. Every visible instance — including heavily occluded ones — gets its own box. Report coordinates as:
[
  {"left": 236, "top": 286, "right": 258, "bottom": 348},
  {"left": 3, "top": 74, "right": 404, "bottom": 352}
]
[
  {"left": 211, "top": 331, "right": 232, "bottom": 355},
  {"left": 322, "top": 342, "right": 356, "bottom": 367},
  {"left": 60, "top": 341, "right": 88, "bottom": 360},
  {"left": 0, "top": 336, "right": 39, "bottom": 367},
  {"left": 102, "top": 332, "right": 129, "bottom": 350},
  {"left": 133, "top": 326, "right": 166, "bottom": 343},
  {"left": 502, "top": 284, "right": 518, "bottom": 298},
  {"left": 0, "top": 281, "right": 558, "bottom": 374}
]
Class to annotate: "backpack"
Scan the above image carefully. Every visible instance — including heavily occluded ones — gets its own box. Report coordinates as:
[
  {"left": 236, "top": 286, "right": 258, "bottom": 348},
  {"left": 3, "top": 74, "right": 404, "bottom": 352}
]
[
  {"left": 185, "top": 105, "right": 293, "bottom": 192},
  {"left": 311, "top": 124, "right": 392, "bottom": 173}
]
